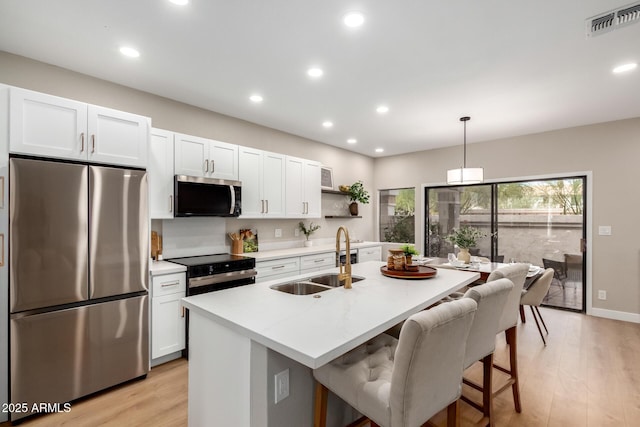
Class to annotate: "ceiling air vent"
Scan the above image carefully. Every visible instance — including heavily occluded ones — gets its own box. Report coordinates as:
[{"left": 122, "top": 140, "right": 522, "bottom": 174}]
[{"left": 586, "top": 1, "right": 640, "bottom": 37}]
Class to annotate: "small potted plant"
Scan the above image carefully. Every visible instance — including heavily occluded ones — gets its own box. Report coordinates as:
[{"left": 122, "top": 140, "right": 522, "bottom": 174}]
[
  {"left": 444, "top": 225, "right": 486, "bottom": 263},
  {"left": 347, "top": 181, "right": 370, "bottom": 216},
  {"left": 400, "top": 244, "right": 419, "bottom": 264},
  {"left": 298, "top": 221, "right": 321, "bottom": 247}
]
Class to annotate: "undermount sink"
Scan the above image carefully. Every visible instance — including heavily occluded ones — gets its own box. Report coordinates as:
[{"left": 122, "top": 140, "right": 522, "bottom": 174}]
[
  {"left": 270, "top": 281, "right": 331, "bottom": 295},
  {"left": 308, "top": 273, "right": 365, "bottom": 287},
  {"left": 270, "top": 273, "right": 365, "bottom": 295}
]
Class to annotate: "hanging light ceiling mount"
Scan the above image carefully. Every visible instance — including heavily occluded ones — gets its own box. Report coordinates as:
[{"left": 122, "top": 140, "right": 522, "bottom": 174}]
[{"left": 446, "top": 116, "right": 484, "bottom": 185}]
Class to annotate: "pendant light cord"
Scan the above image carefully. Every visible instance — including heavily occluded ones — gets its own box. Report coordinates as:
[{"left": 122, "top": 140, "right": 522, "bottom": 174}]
[{"left": 460, "top": 116, "right": 470, "bottom": 168}]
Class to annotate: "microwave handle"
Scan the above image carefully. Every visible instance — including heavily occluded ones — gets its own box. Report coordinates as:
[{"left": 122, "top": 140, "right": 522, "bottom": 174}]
[{"left": 229, "top": 185, "right": 235, "bottom": 215}]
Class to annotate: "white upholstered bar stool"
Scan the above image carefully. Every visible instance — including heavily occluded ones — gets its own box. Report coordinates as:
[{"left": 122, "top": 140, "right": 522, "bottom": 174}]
[
  {"left": 313, "top": 298, "right": 478, "bottom": 427},
  {"left": 459, "top": 278, "right": 513, "bottom": 427},
  {"left": 479, "top": 263, "right": 528, "bottom": 413},
  {"left": 520, "top": 268, "right": 554, "bottom": 345}
]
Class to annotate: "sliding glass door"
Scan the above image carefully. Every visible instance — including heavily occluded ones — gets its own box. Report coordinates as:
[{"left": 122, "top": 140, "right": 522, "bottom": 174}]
[{"left": 425, "top": 177, "right": 586, "bottom": 312}]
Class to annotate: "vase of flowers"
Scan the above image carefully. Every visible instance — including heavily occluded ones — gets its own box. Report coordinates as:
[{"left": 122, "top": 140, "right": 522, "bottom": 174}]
[
  {"left": 298, "top": 221, "right": 320, "bottom": 246},
  {"left": 444, "top": 226, "right": 486, "bottom": 263}
]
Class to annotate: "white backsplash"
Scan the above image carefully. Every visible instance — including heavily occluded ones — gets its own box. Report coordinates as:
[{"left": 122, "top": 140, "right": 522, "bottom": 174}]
[{"left": 162, "top": 217, "right": 228, "bottom": 258}]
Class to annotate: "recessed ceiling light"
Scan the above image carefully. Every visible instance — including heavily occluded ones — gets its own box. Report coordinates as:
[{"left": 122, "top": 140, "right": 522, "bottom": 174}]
[
  {"left": 376, "top": 105, "right": 389, "bottom": 114},
  {"left": 375, "top": 148, "right": 384, "bottom": 153},
  {"left": 613, "top": 63, "right": 638, "bottom": 74},
  {"left": 119, "top": 46, "right": 140, "bottom": 58},
  {"left": 347, "top": 138, "right": 357, "bottom": 144},
  {"left": 169, "top": 0, "right": 189, "bottom": 5},
  {"left": 307, "top": 68, "right": 324, "bottom": 78},
  {"left": 322, "top": 121, "right": 334, "bottom": 128},
  {"left": 249, "top": 94, "right": 263, "bottom": 103},
  {"left": 343, "top": 12, "right": 365, "bottom": 28}
]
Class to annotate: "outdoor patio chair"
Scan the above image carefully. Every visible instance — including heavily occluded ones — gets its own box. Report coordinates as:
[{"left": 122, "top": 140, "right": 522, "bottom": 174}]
[{"left": 542, "top": 258, "right": 567, "bottom": 289}]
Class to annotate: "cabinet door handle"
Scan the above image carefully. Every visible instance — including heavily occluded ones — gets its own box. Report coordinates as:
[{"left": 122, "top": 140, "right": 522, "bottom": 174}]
[
  {"left": 265, "top": 199, "right": 269, "bottom": 214},
  {"left": 272, "top": 265, "right": 285, "bottom": 270},
  {"left": 0, "top": 176, "right": 4, "bottom": 209},
  {"left": 261, "top": 200, "right": 264, "bottom": 214},
  {"left": 169, "top": 195, "right": 173, "bottom": 212},
  {"left": 161, "top": 281, "right": 180, "bottom": 288},
  {"left": 211, "top": 160, "right": 215, "bottom": 173},
  {"left": 181, "top": 306, "right": 185, "bottom": 318},
  {"left": 91, "top": 134, "right": 96, "bottom": 153},
  {"left": 80, "top": 133, "right": 85, "bottom": 152},
  {"left": 314, "top": 259, "right": 324, "bottom": 263},
  {"left": 204, "top": 159, "right": 209, "bottom": 172},
  {"left": 0, "top": 234, "right": 4, "bottom": 267}
]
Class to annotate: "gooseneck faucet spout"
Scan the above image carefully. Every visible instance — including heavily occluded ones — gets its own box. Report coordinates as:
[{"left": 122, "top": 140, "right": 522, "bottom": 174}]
[{"left": 336, "top": 226, "right": 352, "bottom": 289}]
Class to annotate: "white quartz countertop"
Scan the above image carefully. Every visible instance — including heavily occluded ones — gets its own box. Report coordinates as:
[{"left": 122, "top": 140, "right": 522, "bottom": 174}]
[
  {"left": 245, "top": 241, "right": 381, "bottom": 261},
  {"left": 150, "top": 260, "right": 187, "bottom": 276},
  {"left": 181, "top": 261, "right": 479, "bottom": 369}
]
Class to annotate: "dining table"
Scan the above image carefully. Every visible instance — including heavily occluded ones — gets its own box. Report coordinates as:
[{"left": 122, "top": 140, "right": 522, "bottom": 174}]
[{"left": 421, "top": 257, "right": 544, "bottom": 289}]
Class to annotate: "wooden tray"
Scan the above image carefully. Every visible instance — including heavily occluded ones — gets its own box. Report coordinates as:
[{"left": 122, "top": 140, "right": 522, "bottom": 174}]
[{"left": 380, "top": 265, "right": 438, "bottom": 280}]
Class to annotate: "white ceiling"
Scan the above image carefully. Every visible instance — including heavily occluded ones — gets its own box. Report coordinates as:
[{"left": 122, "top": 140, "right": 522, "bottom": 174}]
[{"left": 1, "top": 0, "right": 639, "bottom": 157}]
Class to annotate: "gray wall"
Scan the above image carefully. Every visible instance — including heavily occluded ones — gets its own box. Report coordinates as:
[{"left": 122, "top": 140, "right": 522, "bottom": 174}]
[{"left": 373, "top": 118, "right": 640, "bottom": 317}]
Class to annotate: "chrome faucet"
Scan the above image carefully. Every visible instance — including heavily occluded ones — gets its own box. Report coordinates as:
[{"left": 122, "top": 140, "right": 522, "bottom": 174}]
[{"left": 336, "top": 226, "right": 352, "bottom": 289}]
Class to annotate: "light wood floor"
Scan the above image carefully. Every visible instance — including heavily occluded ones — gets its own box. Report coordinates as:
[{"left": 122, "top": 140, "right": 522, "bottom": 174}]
[{"left": 4, "top": 308, "right": 639, "bottom": 427}]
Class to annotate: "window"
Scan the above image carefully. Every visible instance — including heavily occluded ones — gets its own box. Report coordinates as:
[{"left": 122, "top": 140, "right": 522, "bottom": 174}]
[{"left": 380, "top": 188, "right": 415, "bottom": 243}]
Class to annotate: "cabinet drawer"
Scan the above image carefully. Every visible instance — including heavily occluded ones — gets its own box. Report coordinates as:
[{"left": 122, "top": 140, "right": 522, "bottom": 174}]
[
  {"left": 256, "top": 257, "right": 300, "bottom": 280},
  {"left": 358, "top": 246, "right": 382, "bottom": 263},
  {"left": 300, "top": 252, "right": 336, "bottom": 272},
  {"left": 152, "top": 272, "right": 186, "bottom": 297}
]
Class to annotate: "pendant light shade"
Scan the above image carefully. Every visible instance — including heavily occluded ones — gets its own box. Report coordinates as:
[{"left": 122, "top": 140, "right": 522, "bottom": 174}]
[{"left": 447, "top": 116, "right": 484, "bottom": 185}]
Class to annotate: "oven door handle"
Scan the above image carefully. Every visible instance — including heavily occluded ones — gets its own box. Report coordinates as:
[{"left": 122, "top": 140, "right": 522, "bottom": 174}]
[{"left": 188, "top": 269, "right": 257, "bottom": 289}]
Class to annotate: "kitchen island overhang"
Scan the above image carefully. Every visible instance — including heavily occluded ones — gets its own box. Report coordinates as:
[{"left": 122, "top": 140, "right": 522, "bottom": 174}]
[{"left": 181, "top": 261, "right": 480, "bottom": 427}]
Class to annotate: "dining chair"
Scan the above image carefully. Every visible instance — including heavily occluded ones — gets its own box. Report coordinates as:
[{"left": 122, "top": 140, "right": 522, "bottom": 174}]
[
  {"left": 460, "top": 278, "right": 513, "bottom": 427},
  {"left": 481, "top": 263, "right": 528, "bottom": 413},
  {"left": 520, "top": 268, "right": 554, "bottom": 345},
  {"left": 313, "top": 298, "right": 478, "bottom": 427}
]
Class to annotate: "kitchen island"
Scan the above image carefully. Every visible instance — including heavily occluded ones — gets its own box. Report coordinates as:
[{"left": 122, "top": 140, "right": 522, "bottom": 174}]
[{"left": 181, "top": 261, "right": 479, "bottom": 427}]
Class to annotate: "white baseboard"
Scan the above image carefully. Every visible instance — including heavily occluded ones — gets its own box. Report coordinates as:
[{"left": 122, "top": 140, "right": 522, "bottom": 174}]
[{"left": 589, "top": 307, "right": 640, "bottom": 323}]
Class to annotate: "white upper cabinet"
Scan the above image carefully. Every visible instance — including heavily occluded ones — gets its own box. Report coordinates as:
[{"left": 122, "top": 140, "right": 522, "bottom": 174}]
[
  {"left": 174, "top": 133, "right": 238, "bottom": 181},
  {"left": 238, "top": 147, "right": 285, "bottom": 218},
  {"left": 9, "top": 87, "right": 149, "bottom": 168},
  {"left": 285, "top": 156, "right": 321, "bottom": 218},
  {"left": 149, "top": 128, "right": 175, "bottom": 219},
  {"left": 87, "top": 105, "right": 149, "bottom": 167}
]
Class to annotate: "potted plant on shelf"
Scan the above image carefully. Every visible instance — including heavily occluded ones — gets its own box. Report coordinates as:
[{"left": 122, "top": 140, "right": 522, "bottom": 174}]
[
  {"left": 298, "top": 221, "right": 321, "bottom": 247},
  {"left": 347, "top": 181, "right": 370, "bottom": 216},
  {"left": 444, "top": 225, "right": 487, "bottom": 263},
  {"left": 400, "top": 244, "right": 420, "bottom": 264}
]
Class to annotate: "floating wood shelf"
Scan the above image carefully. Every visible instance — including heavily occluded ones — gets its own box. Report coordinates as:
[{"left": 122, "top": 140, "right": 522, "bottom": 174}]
[
  {"left": 325, "top": 215, "right": 362, "bottom": 218},
  {"left": 321, "top": 189, "right": 349, "bottom": 195}
]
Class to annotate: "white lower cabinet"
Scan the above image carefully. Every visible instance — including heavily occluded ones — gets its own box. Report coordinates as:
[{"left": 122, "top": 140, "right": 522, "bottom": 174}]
[
  {"left": 151, "top": 272, "right": 186, "bottom": 361},
  {"left": 358, "top": 246, "right": 382, "bottom": 263},
  {"left": 299, "top": 252, "right": 336, "bottom": 274},
  {"left": 255, "top": 257, "right": 300, "bottom": 283}
]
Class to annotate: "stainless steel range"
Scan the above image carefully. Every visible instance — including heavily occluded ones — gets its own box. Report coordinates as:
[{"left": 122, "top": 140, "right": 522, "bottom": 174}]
[
  {"left": 167, "top": 253, "right": 256, "bottom": 358},
  {"left": 168, "top": 253, "right": 257, "bottom": 296}
]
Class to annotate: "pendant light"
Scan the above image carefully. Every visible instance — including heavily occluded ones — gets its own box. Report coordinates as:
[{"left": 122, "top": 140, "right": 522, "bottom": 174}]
[{"left": 447, "top": 116, "right": 484, "bottom": 185}]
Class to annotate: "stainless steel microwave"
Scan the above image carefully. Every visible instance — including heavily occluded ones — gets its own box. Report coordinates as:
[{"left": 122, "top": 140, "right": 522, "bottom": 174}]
[{"left": 174, "top": 175, "right": 241, "bottom": 217}]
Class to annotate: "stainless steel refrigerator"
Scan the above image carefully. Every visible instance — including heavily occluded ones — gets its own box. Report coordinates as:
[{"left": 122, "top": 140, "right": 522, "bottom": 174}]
[{"left": 9, "top": 157, "right": 149, "bottom": 421}]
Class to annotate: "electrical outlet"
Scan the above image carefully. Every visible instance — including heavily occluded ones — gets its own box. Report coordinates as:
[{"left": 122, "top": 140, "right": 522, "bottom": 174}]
[
  {"left": 275, "top": 228, "right": 282, "bottom": 238},
  {"left": 294, "top": 228, "right": 300, "bottom": 237},
  {"left": 598, "top": 290, "right": 607, "bottom": 300},
  {"left": 274, "top": 369, "right": 289, "bottom": 403}
]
